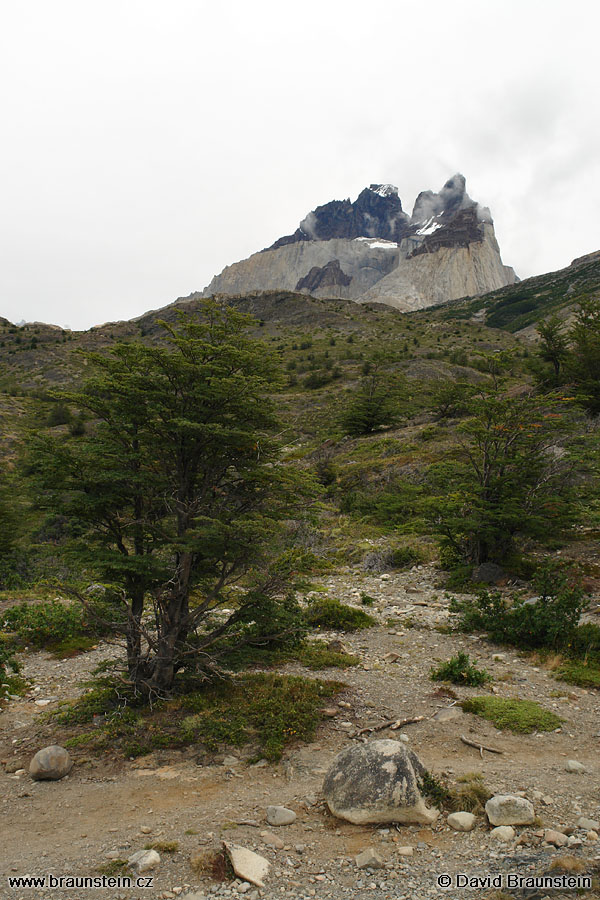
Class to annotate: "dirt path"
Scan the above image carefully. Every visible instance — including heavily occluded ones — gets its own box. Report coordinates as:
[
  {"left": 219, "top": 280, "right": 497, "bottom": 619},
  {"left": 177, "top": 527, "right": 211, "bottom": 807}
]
[{"left": 2, "top": 567, "right": 599, "bottom": 899}]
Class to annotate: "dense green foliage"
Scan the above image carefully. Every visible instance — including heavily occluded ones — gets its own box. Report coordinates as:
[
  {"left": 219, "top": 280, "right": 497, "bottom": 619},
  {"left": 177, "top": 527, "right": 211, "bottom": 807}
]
[
  {"left": 426, "top": 386, "right": 575, "bottom": 566},
  {"left": 0, "top": 471, "right": 24, "bottom": 586},
  {"left": 537, "top": 315, "right": 569, "bottom": 384},
  {"left": 339, "top": 356, "right": 404, "bottom": 435},
  {"left": 566, "top": 298, "right": 600, "bottom": 415},
  {"left": 430, "top": 651, "right": 492, "bottom": 686},
  {"left": 2, "top": 597, "right": 115, "bottom": 655},
  {"left": 449, "top": 567, "right": 586, "bottom": 651}
]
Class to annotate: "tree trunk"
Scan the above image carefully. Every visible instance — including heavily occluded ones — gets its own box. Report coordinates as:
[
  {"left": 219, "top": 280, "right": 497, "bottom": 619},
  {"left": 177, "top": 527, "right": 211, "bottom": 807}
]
[
  {"left": 147, "top": 630, "right": 178, "bottom": 692},
  {"left": 144, "top": 579, "right": 191, "bottom": 694},
  {"left": 126, "top": 585, "right": 145, "bottom": 679}
]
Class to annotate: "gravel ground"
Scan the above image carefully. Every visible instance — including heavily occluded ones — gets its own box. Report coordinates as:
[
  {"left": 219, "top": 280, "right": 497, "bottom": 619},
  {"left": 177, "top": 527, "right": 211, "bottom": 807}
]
[{"left": 2, "top": 566, "right": 600, "bottom": 899}]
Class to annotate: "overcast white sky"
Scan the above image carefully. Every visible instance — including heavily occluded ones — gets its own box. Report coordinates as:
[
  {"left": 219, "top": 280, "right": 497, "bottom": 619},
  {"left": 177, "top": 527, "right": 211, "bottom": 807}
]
[{"left": 1, "top": 0, "right": 599, "bottom": 330}]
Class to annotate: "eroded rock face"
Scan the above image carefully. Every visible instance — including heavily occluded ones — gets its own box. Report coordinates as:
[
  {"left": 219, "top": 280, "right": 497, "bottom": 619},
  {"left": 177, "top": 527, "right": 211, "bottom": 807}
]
[
  {"left": 29, "top": 745, "right": 73, "bottom": 781},
  {"left": 323, "top": 740, "right": 439, "bottom": 825}
]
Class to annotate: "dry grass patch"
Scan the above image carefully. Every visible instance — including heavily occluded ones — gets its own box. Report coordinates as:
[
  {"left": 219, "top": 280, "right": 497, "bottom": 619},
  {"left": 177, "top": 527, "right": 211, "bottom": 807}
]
[{"left": 190, "top": 849, "right": 232, "bottom": 881}]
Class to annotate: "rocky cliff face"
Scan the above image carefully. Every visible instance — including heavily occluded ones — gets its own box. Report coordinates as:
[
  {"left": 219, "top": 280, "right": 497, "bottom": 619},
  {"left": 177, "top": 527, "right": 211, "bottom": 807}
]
[
  {"left": 202, "top": 175, "right": 516, "bottom": 309},
  {"left": 204, "top": 237, "right": 400, "bottom": 300},
  {"left": 362, "top": 224, "right": 515, "bottom": 311}
]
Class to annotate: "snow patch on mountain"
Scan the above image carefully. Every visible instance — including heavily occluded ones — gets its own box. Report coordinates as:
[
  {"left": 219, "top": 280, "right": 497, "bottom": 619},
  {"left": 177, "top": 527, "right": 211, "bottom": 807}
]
[{"left": 368, "top": 184, "right": 399, "bottom": 198}]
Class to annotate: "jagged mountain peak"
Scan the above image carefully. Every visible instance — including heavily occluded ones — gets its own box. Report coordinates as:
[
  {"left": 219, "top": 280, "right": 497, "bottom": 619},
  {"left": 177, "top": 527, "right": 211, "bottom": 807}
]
[
  {"left": 411, "top": 173, "right": 467, "bottom": 221},
  {"left": 270, "top": 181, "right": 409, "bottom": 250},
  {"left": 203, "top": 172, "right": 516, "bottom": 312},
  {"left": 367, "top": 183, "right": 399, "bottom": 198}
]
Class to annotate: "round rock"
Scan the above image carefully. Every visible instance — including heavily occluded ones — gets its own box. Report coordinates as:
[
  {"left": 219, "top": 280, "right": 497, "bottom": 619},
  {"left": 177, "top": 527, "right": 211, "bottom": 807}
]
[
  {"left": 266, "top": 806, "right": 296, "bottom": 826},
  {"left": 447, "top": 811, "right": 476, "bottom": 832},
  {"left": 485, "top": 795, "right": 535, "bottom": 826},
  {"left": 29, "top": 745, "right": 73, "bottom": 781},
  {"left": 322, "top": 739, "right": 439, "bottom": 825},
  {"left": 490, "top": 825, "right": 515, "bottom": 842}
]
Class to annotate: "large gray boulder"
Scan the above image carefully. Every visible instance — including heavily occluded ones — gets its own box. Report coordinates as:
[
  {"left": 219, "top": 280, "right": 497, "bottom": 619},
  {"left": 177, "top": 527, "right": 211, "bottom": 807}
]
[
  {"left": 29, "top": 745, "right": 73, "bottom": 781},
  {"left": 322, "top": 740, "right": 439, "bottom": 825}
]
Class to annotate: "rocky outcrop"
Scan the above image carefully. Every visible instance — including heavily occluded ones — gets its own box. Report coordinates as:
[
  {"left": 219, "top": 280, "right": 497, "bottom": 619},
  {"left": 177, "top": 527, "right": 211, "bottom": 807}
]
[
  {"left": 295, "top": 259, "right": 352, "bottom": 293},
  {"left": 202, "top": 174, "right": 516, "bottom": 311}
]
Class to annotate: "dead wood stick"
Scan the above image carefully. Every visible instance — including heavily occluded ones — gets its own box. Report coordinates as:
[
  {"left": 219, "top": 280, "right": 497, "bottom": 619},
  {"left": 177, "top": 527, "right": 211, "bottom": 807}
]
[
  {"left": 460, "top": 734, "right": 504, "bottom": 757},
  {"left": 357, "top": 715, "right": 425, "bottom": 737}
]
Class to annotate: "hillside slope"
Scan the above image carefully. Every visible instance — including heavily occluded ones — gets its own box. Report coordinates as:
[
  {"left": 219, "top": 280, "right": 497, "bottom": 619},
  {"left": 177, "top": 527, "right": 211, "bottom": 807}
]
[{"left": 442, "top": 250, "right": 600, "bottom": 334}]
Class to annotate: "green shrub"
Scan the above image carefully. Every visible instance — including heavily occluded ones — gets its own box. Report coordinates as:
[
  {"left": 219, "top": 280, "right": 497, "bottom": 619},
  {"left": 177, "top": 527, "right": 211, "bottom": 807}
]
[
  {"left": 54, "top": 680, "right": 136, "bottom": 726},
  {"left": 57, "top": 672, "right": 344, "bottom": 762},
  {"left": 449, "top": 567, "right": 586, "bottom": 652},
  {"left": 2, "top": 598, "right": 114, "bottom": 651},
  {"left": 420, "top": 770, "right": 492, "bottom": 813},
  {"left": 430, "top": 652, "right": 492, "bottom": 686},
  {"left": 392, "top": 546, "right": 425, "bottom": 569},
  {"left": 339, "top": 387, "right": 397, "bottom": 435},
  {"left": 461, "top": 696, "right": 562, "bottom": 732},
  {"left": 3, "top": 599, "right": 85, "bottom": 647},
  {"left": 46, "top": 403, "right": 72, "bottom": 427},
  {"left": 566, "top": 623, "right": 600, "bottom": 660},
  {"left": 555, "top": 659, "right": 600, "bottom": 689},
  {"left": 305, "top": 597, "right": 376, "bottom": 632},
  {"left": 303, "top": 372, "right": 332, "bottom": 389},
  {"left": 0, "top": 638, "right": 21, "bottom": 686},
  {"left": 418, "top": 770, "right": 452, "bottom": 808}
]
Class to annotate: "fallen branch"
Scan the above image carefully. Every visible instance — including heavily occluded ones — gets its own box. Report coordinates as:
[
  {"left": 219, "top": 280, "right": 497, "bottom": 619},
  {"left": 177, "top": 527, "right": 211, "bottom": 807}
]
[
  {"left": 357, "top": 716, "right": 425, "bottom": 737},
  {"left": 460, "top": 734, "right": 504, "bottom": 758}
]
